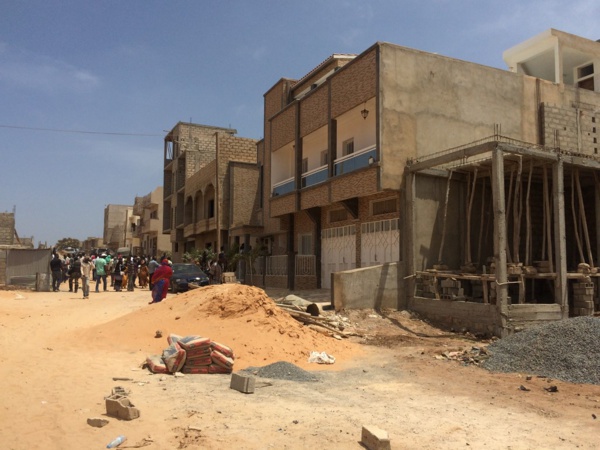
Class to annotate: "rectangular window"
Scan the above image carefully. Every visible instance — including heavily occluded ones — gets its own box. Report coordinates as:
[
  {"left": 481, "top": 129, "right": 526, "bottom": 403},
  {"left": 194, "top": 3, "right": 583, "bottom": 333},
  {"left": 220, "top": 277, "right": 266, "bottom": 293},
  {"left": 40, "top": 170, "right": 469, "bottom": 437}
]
[
  {"left": 320, "top": 150, "right": 329, "bottom": 166},
  {"left": 301, "top": 157, "right": 308, "bottom": 174},
  {"left": 372, "top": 198, "right": 398, "bottom": 216},
  {"left": 342, "top": 138, "right": 354, "bottom": 156},
  {"left": 329, "top": 209, "right": 348, "bottom": 223},
  {"left": 298, "top": 233, "right": 313, "bottom": 255}
]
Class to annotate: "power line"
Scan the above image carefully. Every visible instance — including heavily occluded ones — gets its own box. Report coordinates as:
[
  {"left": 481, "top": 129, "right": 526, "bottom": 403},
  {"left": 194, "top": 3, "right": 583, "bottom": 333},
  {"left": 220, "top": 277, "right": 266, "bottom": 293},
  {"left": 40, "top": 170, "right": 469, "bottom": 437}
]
[{"left": 0, "top": 124, "right": 162, "bottom": 137}]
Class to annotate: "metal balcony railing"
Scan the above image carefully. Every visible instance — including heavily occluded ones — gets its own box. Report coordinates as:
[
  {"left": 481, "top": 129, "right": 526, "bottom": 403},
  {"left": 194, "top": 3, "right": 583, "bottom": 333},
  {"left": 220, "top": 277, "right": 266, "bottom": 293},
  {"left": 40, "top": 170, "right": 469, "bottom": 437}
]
[
  {"left": 272, "top": 177, "right": 295, "bottom": 197},
  {"left": 334, "top": 146, "right": 377, "bottom": 176},
  {"left": 301, "top": 165, "right": 328, "bottom": 188}
]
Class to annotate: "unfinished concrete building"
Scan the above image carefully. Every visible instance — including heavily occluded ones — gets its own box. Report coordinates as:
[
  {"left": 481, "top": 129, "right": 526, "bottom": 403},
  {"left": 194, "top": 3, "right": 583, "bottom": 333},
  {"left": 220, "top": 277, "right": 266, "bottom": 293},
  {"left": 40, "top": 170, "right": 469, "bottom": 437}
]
[
  {"left": 403, "top": 29, "right": 600, "bottom": 336},
  {"left": 255, "top": 28, "right": 600, "bottom": 336}
]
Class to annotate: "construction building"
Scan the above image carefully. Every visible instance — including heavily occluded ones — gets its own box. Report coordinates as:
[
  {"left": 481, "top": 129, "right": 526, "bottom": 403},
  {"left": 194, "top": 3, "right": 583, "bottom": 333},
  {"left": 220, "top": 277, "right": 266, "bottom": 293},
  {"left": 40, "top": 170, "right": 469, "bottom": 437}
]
[
  {"left": 252, "top": 28, "right": 600, "bottom": 336},
  {"left": 103, "top": 204, "right": 138, "bottom": 253},
  {"left": 162, "top": 122, "right": 258, "bottom": 262},
  {"left": 133, "top": 186, "right": 170, "bottom": 257}
]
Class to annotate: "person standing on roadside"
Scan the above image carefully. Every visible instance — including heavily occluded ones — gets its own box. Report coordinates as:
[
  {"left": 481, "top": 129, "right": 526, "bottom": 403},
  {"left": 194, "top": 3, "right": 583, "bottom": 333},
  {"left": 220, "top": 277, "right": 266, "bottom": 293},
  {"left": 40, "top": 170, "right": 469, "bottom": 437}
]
[
  {"left": 49, "top": 254, "right": 63, "bottom": 292},
  {"left": 148, "top": 256, "right": 159, "bottom": 290},
  {"left": 94, "top": 254, "right": 108, "bottom": 292},
  {"left": 68, "top": 254, "right": 82, "bottom": 293},
  {"left": 80, "top": 255, "right": 93, "bottom": 299},
  {"left": 149, "top": 259, "right": 173, "bottom": 304}
]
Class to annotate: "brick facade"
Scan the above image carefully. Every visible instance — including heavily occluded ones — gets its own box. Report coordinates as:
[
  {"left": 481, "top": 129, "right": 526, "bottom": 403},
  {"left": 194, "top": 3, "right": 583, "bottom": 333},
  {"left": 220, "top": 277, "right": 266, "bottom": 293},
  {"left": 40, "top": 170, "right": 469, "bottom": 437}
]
[{"left": 0, "top": 213, "right": 15, "bottom": 245}]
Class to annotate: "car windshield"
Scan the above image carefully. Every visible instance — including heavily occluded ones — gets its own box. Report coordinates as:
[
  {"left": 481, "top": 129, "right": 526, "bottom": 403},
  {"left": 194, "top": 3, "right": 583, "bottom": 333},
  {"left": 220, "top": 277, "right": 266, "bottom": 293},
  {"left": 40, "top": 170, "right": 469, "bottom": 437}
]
[{"left": 172, "top": 264, "right": 204, "bottom": 276}]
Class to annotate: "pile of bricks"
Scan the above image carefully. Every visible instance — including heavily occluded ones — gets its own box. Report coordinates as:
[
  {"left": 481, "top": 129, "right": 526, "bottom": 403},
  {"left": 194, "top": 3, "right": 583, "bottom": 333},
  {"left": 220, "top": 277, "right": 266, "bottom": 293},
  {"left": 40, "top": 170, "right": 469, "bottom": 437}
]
[
  {"left": 440, "top": 278, "right": 464, "bottom": 301},
  {"left": 415, "top": 272, "right": 437, "bottom": 298},
  {"left": 572, "top": 280, "right": 595, "bottom": 316}
]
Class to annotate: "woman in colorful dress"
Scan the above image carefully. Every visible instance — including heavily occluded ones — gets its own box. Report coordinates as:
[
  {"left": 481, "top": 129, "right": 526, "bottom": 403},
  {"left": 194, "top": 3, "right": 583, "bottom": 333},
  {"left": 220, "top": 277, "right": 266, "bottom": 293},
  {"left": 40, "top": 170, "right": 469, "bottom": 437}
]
[{"left": 149, "top": 259, "right": 173, "bottom": 304}]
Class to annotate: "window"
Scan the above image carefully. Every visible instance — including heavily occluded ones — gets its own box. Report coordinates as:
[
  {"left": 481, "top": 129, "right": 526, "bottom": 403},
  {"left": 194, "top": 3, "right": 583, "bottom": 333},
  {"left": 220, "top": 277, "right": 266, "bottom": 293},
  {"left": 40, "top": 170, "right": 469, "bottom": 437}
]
[
  {"left": 329, "top": 209, "right": 348, "bottom": 223},
  {"left": 342, "top": 138, "right": 354, "bottom": 156},
  {"left": 320, "top": 150, "right": 329, "bottom": 166},
  {"left": 298, "top": 233, "right": 313, "bottom": 255},
  {"left": 301, "top": 157, "right": 308, "bottom": 174},
  {"left": 575, "top": 62, "right": 595, "bottom": 91},
  {"left": 150, "top": 210, "right": 158, "bottom": 219},
  {"left": 208, "top": 199, "right": 215, "bottom": 218},
  {"left": 372, "top": 198, "right": 398, "bottom": 216}
]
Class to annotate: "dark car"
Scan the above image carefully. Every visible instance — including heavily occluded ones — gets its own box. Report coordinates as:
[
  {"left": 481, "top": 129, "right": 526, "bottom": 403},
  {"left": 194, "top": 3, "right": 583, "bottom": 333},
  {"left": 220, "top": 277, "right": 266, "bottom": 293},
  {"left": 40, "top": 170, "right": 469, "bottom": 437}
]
[{"left": 170, "top": 263, "right": 209, "bottom": 293}]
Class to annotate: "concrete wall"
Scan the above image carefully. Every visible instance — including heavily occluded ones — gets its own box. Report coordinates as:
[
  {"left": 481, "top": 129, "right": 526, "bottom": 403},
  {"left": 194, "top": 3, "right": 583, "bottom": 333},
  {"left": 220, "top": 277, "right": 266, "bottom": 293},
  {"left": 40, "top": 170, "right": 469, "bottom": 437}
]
[
  {"left": 0, "top": 213, "right": 15, "bottom": 245},
  {"left": 379, "top": 42, "right": 528, "bottom": 190},
  {"left": 410, "top": 297, "right": 500, "bottom": 336},
  {"left": 332, "top": 262, "right": 405, "bottom": 311}
]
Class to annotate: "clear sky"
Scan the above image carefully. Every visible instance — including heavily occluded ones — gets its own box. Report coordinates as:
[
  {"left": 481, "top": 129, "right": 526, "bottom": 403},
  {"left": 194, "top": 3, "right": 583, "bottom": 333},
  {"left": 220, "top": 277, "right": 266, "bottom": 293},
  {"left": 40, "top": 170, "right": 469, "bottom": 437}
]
[{"left": 1, "top": 0, "right": 598, "bottom": 247}]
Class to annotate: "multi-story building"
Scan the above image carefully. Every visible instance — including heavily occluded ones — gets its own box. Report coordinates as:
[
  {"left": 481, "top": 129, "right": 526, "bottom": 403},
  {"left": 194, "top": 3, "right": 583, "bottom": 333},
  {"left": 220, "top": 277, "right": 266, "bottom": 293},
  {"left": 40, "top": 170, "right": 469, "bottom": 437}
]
[
  {"left": 133, "top": 186, "right": 170, "bottom": 257},
  {"left": 162, "top": 122, "right": 258, "bottom": 262},
  {"left": 257, "top": 29, "right": 600, "bottom": 335},
  {"left": 103, "top": 204, "right": 138, "bottom": 253}
]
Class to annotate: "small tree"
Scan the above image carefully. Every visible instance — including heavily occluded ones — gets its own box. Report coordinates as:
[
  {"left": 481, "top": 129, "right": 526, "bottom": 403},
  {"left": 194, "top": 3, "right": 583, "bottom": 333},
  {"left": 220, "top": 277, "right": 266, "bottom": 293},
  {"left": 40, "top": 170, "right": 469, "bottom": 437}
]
[{"left": 55, "top": 237, "right": 81, "bottom": 250}]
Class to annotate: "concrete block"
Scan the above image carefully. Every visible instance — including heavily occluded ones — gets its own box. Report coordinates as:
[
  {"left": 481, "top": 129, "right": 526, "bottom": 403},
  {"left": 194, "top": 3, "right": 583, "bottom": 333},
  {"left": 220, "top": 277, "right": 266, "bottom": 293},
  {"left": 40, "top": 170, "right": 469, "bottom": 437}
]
[
  {"left": 230, "top": 372, "right": 255, "bottom": 394},
  {"left": 106, "top": 394, "right": 140, "bottom": 420},
  {"left": 361, "top": 425, "right": 391, "bottom": 450}
]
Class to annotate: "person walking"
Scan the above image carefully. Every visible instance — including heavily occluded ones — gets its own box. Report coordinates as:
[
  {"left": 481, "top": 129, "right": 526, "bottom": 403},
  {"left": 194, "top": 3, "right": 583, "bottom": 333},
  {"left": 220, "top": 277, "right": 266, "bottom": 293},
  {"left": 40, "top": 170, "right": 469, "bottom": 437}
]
[
  {"left": 68, "top": 255, "right": 82, "bottom": 294},
  {"left": 148, "top": 256, "right": 159, "bottom": 290},
  {"left": 49, "top": 254, "right": 62, "bottom": 292},
  {"left": 80, "top": 256, "right": 93, "bottom": 299},
  {"left": 113, "top": 257, "right": 124, "bottom": 292},
  {"left": 94, "top": 254, "right": 108, "bottom": 292},
  {"left": 149, "top": 259, "right": 173, "bottom": 304}
]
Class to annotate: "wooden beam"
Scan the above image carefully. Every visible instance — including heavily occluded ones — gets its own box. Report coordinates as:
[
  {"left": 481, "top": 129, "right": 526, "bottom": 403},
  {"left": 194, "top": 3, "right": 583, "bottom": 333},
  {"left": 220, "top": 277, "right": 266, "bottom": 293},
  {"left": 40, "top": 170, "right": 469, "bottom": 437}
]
[
  {"left": 552, "top": 159, "right": 568, "bottom": 319},
  {"left": 491, "top": 148, "right": 509, "bottom": 333}
]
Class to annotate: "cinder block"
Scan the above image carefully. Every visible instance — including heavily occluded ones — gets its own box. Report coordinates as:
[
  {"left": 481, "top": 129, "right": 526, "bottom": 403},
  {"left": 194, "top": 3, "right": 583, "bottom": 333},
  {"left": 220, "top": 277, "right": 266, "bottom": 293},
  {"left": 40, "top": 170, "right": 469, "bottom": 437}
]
[
  {"left": 106, "top": 394, "right": 140, "bottom": 420},
  {"left": 361, "top": 425, "right": 391, "bottom": 450},
  {"left": 230, "top": 372, "right": 255, "bottom": 394}
]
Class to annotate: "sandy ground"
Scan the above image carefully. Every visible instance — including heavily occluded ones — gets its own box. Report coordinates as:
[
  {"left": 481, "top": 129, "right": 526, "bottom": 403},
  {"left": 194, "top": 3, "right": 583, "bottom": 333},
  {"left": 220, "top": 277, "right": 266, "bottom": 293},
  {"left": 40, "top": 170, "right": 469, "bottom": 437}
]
[{"left": 1, "top": 283, "right": 599, "bottom": 449}]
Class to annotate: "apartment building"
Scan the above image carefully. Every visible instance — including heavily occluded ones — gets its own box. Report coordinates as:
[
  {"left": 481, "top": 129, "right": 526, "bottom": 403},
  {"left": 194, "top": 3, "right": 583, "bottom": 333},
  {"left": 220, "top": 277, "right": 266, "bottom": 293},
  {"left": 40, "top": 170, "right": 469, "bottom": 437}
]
[
  {"left": 103, "top": 204, "right": 137, "bottom": 253},
  {"left": 133, "top": 186, "right": 170, "bottom": 257},
  {"left": 259, "top": 29, "right": 600, "bottom": 335},
  {"left": 162, "top": 122, "right": 258, "bottom": 261}
]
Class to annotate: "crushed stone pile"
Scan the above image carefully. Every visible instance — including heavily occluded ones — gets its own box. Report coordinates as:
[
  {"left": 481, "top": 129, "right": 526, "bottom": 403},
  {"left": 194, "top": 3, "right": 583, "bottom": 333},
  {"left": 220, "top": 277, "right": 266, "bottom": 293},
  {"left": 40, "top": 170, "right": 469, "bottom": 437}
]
[
  {"left": 241, "top": 361, "right": 320, "bottom": 382},
  {"left": 483, "top": 316, "right": 600, "bottom": 385}
]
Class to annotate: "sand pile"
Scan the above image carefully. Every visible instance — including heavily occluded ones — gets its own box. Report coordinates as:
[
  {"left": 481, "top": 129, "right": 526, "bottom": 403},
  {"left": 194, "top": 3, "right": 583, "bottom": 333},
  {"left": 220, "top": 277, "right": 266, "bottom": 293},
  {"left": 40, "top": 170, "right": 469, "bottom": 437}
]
[{"left": 73, "top": 284, "right": 361, "bottom": 370}]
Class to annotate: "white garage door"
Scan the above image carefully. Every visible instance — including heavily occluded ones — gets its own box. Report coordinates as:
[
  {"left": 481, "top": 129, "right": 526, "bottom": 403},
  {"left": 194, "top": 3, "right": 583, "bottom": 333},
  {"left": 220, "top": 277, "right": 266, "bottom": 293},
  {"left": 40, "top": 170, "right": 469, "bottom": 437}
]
[
  {"left": 360, "top": 218, "right": 400, "bottom": 267},
  {"left": 321, "top": 225, "right": 356, "bottom": 289}
]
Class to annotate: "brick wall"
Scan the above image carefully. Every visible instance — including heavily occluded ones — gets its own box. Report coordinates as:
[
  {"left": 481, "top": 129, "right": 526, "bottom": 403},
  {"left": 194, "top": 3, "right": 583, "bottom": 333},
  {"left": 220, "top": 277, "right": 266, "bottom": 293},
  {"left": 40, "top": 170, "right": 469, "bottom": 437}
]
[
  {"left": 541, "top": 103, "right": 600, "bottom": 155},
  {"left": 0, "top": 213, "right": 15, "bottom": 245},
  {"left": 270, "top": 106, "right": 296, "bottom": 151},
  {"left": 299, "top": 85, "right": 329, "bottom": 138},
  {"left": 230, "top": 162, "right": 260, "bottom": 228},
  {"left": 264, "top": 79, "right": 295, "bottom": 121},
  {"left": 331, "top": 48, "right": 377, "bottom": 118},
  {"left": 330, "top": 167, "right": 378, "bottom": 202}
]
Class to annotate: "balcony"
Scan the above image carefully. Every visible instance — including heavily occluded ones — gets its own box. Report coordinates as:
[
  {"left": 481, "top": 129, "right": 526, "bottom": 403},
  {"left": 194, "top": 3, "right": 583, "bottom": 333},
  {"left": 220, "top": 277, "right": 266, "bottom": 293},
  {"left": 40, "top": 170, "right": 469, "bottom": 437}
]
[
  {"left": 334, "top": 146, "right": 377, "bottom": 176},
  {"left": 301, "top": 165, "right": 328, "bottom": 188},
  {"left": 272, "top": 177, "right": 295, "bottom": 197},
  {"left": 194, "top": 217, "right": 217, "bottom": 234}
]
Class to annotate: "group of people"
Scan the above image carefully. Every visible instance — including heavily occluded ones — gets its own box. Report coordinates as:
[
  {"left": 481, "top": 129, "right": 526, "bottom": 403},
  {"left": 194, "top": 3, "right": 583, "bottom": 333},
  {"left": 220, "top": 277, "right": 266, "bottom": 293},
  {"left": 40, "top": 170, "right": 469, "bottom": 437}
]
[{"left": 49, "top": 252, "right": 173, "bottom": 303}]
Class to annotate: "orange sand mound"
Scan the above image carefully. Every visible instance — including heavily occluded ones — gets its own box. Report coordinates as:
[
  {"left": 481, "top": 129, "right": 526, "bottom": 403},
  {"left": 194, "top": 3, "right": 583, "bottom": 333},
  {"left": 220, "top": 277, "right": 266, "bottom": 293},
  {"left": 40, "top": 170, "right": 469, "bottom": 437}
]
[{"left": 72, "top": 284, "right": 362, "bottom": 370}]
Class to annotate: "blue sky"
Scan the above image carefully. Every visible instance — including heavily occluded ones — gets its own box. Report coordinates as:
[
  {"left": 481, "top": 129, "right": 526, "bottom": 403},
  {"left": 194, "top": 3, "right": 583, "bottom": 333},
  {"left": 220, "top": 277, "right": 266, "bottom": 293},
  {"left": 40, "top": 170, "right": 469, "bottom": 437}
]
[{"left": 1, "top": 0, "right": 598, "bottom": 247}]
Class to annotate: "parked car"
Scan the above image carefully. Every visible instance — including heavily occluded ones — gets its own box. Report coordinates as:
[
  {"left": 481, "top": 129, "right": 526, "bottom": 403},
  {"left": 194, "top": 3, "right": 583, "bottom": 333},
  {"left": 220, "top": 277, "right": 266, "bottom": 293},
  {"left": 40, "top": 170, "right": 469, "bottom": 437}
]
[{"left": 170, "top": 263, "right": 209, "bottom": 293}]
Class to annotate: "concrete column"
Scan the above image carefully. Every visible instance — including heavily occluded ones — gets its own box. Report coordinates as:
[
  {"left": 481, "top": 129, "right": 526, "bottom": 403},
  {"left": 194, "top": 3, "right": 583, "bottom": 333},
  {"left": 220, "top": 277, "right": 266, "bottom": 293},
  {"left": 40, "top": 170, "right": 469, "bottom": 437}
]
[
  {"left": 491, "top": 147, "right": 508, "bottom": 334},
  {"left": 552, "top": 158, "right": 568, "bottom": 318},
  {"left": 404, "top": 170, "right": 416, "bottom": 311}
]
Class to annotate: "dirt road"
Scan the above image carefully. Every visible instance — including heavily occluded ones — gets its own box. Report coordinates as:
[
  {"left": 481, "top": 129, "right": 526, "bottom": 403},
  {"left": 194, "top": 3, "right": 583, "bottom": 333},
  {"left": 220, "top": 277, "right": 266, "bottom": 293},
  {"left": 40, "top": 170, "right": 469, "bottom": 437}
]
[{"left": 0, "top": 285, "right": 598, "bottom": 449}]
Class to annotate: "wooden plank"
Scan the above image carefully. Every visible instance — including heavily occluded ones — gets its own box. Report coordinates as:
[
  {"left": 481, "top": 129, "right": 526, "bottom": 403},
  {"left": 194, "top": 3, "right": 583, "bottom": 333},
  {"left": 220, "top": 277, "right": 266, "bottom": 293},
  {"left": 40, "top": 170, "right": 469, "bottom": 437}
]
[
  {"left": 552, "top": 160, "right": 568, "bottom": 318},
  {"left": 407, "top": 142, "right": 496, "bottom": 172},
  {"left": 492, "top": 148, "right": 509, "bottom": 326}
]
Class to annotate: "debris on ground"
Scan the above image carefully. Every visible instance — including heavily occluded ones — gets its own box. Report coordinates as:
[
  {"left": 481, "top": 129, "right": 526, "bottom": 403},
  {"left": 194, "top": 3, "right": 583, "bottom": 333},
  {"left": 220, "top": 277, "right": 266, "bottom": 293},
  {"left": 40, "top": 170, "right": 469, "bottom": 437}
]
[
  {"left": 435, "top": 346, "right": 490, "bottom": 366},
  {"left": 144, "top": 333, "right": 235, "bottom": 375},
  {"left": 241, "top": 361, "right": 320, "bottom": 382}
]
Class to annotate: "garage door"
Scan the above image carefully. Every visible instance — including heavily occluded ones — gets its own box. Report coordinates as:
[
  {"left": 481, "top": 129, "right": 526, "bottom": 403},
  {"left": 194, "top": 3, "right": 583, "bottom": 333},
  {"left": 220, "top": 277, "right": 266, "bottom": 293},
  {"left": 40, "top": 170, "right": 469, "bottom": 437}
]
[
  {"left": 360, "top": 218, "right": 400, "bottom": 267},
  {"left": 321, "top": 225, "right": 356, "bottom": 289}
]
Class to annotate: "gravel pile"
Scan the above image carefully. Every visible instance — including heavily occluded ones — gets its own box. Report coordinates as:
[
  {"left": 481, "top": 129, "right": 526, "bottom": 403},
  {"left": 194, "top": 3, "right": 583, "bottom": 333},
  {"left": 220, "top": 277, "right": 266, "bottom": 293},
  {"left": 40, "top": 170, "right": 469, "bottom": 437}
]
[
  {"left": 241, "top": 361, "right": 320, "bottom": 382},
  {"left": 483, "top": 316, "right": 600, "bottom": 384}
]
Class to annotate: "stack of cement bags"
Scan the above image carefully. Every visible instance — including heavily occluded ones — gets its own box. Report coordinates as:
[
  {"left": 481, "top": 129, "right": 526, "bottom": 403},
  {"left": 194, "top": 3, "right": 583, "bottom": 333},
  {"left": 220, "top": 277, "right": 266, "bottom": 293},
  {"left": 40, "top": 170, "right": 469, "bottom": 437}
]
[{"left": 145, "top": 334, "right": 235, "bottom": 375}]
